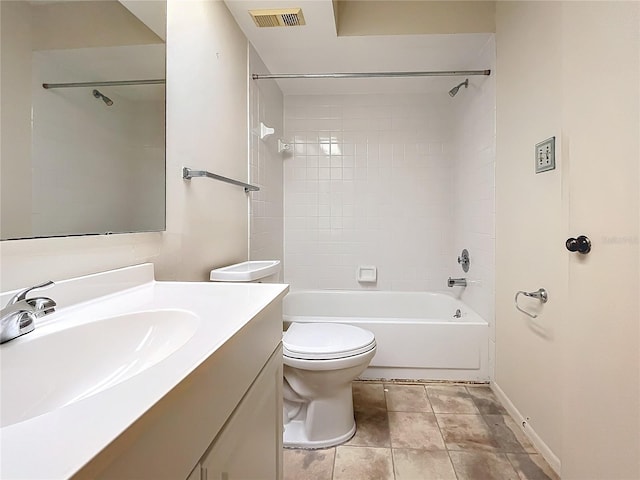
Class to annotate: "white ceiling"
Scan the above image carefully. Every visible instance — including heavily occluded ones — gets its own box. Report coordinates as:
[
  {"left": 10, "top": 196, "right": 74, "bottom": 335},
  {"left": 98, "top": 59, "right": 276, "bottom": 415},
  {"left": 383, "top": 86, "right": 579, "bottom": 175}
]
[{"left": 224, "top": 0, "right": 492, "bottom": 95}]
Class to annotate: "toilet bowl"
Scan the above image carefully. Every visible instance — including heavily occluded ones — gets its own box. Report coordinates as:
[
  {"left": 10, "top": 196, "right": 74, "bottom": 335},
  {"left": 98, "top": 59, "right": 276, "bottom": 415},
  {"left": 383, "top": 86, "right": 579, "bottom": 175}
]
[
  {"left": 282, "top": 322, "right": 377, "bottom": 449},
  {"left": 209, "top": 262, "right": 376, "bottom": 449}
]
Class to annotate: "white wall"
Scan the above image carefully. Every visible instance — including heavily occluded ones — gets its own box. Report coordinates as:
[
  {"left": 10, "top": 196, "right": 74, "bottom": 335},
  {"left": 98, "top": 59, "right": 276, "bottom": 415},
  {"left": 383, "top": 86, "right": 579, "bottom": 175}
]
[
  {"left": 283, "top": 93, "right": 456, "bottom": 291},
  {"left": 495, "top": 2, "right": 564, "bottom": 464},
  {"left": 248, "top": 45, "right": 284, "bottom": 278},
  {"left": 159, "top": 0, "right": 249, "bottom": 281},
  {"left": 1, "top": 0, "right": 253, "bottom": 290}
]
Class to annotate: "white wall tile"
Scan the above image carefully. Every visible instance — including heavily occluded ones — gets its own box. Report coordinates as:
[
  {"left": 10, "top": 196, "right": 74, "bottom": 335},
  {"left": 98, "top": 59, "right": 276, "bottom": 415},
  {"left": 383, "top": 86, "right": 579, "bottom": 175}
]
[
  {"left": 248, "top": 46, "right": 284, "bottom": 279},
  {"left": 449, "top": 37, "right": 496, "bottom": 347},
  {"left": 284, "top": 93, "right": 456, "bottom": 293}
]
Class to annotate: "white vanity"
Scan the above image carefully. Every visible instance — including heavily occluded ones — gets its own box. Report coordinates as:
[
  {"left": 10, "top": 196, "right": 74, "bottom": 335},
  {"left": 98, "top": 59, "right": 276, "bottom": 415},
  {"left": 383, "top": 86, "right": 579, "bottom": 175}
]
[{"left": 0, "top": 264, "right": 288, "bottom": 479}]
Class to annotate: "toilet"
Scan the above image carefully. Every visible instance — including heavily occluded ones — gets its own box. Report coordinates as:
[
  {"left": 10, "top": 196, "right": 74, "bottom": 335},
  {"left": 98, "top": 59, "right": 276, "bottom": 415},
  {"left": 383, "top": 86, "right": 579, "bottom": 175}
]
[
  {"left": 282, "top": 322, "right": 376, "bottom": 449},
  {"left": 210, "top": 261, "right": 377, "bottom": 449}
]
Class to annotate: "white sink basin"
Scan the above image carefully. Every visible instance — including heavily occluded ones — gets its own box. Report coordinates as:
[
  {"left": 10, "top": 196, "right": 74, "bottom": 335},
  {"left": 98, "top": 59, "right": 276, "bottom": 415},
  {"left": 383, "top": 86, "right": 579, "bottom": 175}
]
[
  {"left": 0, "top": 309, "right": 199, "bottom": 428},
  {"left": 209, "top": 260, "right": 281, "bottom": 282}
]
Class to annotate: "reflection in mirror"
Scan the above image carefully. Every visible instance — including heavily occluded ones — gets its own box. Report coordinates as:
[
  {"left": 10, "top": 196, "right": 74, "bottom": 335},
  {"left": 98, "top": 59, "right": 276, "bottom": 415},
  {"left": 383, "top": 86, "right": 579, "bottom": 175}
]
[{"left": 0, "top": 0, "right": 166, "bottom": 240}]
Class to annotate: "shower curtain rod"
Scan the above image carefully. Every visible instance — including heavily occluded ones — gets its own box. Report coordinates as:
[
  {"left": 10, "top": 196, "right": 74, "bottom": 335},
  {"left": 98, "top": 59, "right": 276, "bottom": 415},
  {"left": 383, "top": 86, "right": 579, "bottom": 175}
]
[
  {"left": 252, "top": 69, "right": 490, "bottom": 80},
  {"left": 42, "top": 79, "right": 165, "bottom": 89}
]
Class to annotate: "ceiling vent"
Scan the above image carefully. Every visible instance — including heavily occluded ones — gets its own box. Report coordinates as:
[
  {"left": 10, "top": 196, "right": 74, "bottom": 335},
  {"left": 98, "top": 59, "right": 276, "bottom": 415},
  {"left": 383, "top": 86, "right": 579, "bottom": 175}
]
[{"left": 249, "top": 8, "right": 306, "bottom": 28}]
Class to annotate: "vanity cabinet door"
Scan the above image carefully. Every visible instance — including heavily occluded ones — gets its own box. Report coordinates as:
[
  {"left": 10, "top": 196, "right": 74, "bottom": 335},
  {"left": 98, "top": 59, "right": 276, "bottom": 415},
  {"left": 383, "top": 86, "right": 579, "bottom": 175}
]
[{"left": 201, "top": 346, "right": 283, "bottom": 480}]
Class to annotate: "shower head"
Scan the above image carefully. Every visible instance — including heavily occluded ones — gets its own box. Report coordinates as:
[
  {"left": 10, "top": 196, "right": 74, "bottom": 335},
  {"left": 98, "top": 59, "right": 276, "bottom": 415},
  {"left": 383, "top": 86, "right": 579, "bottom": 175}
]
[
  {"left": 92, "top": 89, "right": 113, "bottom": 106},
  {"left": 448, "top": 79, "right": 469, "bottom": 97}
]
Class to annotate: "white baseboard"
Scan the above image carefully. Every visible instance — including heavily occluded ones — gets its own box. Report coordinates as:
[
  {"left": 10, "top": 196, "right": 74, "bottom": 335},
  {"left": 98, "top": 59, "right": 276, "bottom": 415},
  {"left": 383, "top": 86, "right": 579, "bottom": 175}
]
[{"left": 491, "top": 381, "right": 561, "bottom": 476}]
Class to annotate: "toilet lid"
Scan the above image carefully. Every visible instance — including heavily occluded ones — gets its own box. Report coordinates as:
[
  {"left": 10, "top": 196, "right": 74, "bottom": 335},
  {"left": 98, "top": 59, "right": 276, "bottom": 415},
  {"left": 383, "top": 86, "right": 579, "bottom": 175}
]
[{"left": 283, "top": 323, "right": 376, "bottom": 360}]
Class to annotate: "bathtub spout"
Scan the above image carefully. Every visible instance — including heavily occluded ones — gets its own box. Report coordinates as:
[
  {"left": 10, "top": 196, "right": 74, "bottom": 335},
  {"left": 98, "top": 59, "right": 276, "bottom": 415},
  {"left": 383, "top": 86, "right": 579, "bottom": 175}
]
[{"left": 448, "top": 277, "right": 467, "bottom": 287}]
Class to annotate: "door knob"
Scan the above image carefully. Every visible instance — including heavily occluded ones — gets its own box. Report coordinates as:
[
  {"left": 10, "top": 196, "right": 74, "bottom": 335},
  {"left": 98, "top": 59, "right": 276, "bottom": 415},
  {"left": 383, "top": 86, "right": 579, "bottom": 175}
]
[{"left": 566, "top": 235, "right": 591, "bottom": 254}]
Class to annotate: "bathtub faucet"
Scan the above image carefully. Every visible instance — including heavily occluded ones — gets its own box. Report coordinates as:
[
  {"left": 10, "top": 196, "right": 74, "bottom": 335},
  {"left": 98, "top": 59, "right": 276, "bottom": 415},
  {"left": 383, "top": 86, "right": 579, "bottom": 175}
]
[{"left": 447, "top": 277, "right": 467, "bottom": 287}]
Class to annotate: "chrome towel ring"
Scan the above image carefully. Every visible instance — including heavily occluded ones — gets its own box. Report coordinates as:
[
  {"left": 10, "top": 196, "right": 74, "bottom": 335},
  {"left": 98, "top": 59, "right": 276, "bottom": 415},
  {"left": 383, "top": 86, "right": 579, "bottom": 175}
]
[{"left": 515, "top": 288, "right": 548, "bottom": 319}]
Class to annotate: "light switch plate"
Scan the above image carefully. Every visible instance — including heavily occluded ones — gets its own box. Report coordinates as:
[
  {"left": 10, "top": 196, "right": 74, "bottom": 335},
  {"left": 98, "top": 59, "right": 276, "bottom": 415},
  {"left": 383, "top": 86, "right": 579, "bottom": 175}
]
[{"left": 535, "top": 137, "right": 556, "bottom": 173}]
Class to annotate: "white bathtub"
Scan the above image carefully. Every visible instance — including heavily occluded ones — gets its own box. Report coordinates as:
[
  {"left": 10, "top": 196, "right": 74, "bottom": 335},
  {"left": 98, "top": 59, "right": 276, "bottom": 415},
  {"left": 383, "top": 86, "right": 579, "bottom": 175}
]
[{"left": 283, "top": 290, "right": 489, "bottom": 382}]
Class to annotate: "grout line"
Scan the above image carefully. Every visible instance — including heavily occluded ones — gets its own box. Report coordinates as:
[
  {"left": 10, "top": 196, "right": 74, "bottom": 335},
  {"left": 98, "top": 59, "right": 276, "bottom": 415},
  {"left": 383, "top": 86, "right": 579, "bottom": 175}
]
[
  {"left": 422, "top": 384, "right": 434, "bottom": 413},
  {"left": 449, "top": 448, "right": 461, "bottom": 480},
  {"left": 330, "top": 446, "right": 336, "bottom": 480},
  {"left": 434, "top": 406, "right": 461, "bottom": 480},
  {"left": 389, "top": 445, "right": 397, "bottom": 480}
]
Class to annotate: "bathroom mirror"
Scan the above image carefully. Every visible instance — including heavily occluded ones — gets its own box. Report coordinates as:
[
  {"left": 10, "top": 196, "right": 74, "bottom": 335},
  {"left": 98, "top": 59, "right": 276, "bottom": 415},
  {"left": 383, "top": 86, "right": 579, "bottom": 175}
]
[{"left": 0, "top": 0, "right": 166, "bottom": 240}]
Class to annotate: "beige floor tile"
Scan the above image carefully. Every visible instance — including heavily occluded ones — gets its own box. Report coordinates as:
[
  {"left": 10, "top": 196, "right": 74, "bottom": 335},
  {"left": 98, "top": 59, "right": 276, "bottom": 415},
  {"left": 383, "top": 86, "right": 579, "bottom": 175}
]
[
  {"left": 345, "top": 409, "right": 391, "bottom": 447},
  {"left": 507, "top": 454, "right": 560, "bottom": 480},
  {"left": 393, "top": 449, "right": 457, "bottom": 480},
  {"left": 282, "top": 448, "right": 335, "bottom": 480},
  {"left": 466, "top": 386, "right": 508, "bottom": 414},
  {"left": 437, "top": 414, "right": 499, "bottom": 451},
  {"left": 384, "top": 384, "right": 432, "bottom": 412},
  {"left": 388, "top": 411, "right": 446, "bottom": 450},
  {"left": 449, "top": 451, "right": 520, "bottom": 480},
  {"left": 353, "top": 382, "right": 386, "bottom": 413},
  {"left": 427, "top": 385, "right": 480, "bottom": 414},
  {"left": 485, "top": 415, "right": 537, "bottom": 453},
  {"left": 333, "top": 446, "right": 394, "bottom": 480}
]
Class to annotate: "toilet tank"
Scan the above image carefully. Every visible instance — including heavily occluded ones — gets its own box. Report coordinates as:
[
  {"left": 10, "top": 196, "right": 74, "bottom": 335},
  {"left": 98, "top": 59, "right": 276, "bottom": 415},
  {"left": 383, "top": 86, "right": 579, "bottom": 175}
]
[{"left": 209, "top": 260, "right": 281, "bottom": 283}]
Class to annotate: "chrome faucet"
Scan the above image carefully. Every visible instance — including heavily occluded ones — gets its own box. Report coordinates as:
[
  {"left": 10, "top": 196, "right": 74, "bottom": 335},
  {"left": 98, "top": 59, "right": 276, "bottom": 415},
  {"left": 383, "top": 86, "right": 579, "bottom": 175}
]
[
  {"left": 447, "top": 277, "right": 467, "bottom": 287},
  {"left": 1, "top": 281, "right": 56, "bottom": 344}
]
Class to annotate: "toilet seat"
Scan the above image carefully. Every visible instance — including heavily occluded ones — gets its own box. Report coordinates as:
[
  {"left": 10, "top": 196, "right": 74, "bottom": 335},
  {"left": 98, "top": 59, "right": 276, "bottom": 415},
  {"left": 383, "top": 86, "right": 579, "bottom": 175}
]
[
  {"left": 283, "top": 322, "right": 376, "bottom": 360},
  {"left": 282, "top": 322, "right": 377, "bottom": 448}
]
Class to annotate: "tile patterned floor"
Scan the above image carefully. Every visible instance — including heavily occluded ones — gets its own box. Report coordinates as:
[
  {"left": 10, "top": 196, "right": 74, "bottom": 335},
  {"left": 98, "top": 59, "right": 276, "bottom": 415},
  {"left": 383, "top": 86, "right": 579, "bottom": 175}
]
[{"left": 283, "top": 382, "right": 559, "bottom": 480}]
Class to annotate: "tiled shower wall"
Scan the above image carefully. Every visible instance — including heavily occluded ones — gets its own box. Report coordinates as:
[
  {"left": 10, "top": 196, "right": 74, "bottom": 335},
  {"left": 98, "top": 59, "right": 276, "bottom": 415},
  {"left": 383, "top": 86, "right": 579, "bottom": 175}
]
[
  {"left": 450, "top": 37, "right": 496, "bottom": 367},
  {"left": 283, "top": 74, "right": 495, "bottom": 306},
  {"left": 283, "top": 94, "right": 455, "bottom": 291},
  {"left": 249, "top": 45, "right": 284, "bottom": 278}
]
